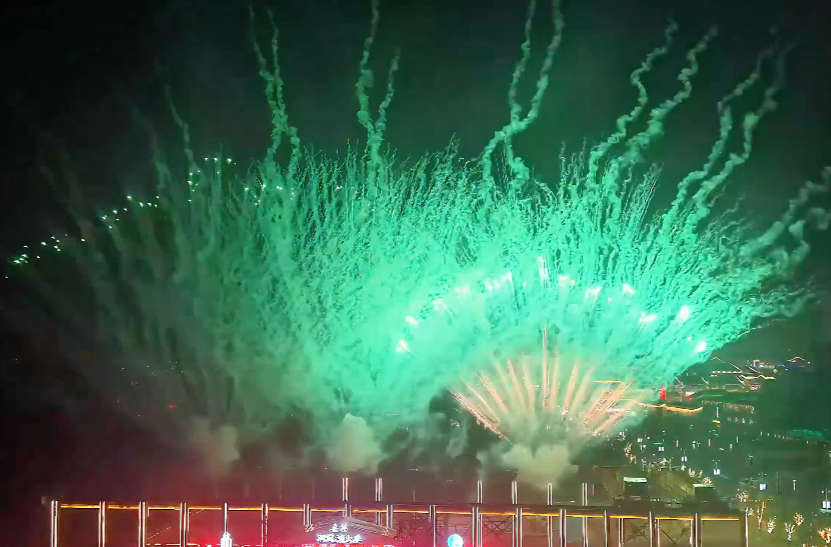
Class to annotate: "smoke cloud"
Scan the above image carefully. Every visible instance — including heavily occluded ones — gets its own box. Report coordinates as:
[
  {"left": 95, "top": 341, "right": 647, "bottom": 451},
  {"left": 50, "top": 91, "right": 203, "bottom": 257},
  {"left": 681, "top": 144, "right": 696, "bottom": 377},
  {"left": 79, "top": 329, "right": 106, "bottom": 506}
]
[
  {"left": 189, "top": 417, "right": 241, "bottom": 477},
  {"left": 324, "top": 414, "right": 383, "bottom": 474},
  {"left": 502, "top": 443, "right": 576, "bottom": 489}
]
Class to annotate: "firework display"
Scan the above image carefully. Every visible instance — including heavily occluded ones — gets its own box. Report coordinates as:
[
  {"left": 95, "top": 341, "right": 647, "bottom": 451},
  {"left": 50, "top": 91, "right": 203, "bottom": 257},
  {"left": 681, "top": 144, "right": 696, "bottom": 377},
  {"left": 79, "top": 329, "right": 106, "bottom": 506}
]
[
  {"left": 450, "top": 334, "right": 637, "bottom": 444},
  {"left": 10, "top": 0, "right": 829, "bottom": 474}
]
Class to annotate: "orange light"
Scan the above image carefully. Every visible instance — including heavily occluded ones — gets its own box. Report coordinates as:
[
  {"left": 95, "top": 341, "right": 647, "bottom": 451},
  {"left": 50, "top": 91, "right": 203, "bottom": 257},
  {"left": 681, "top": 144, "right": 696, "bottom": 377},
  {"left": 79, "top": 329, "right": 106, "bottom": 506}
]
[
  {"left": 52, "top": 502, "right": 742, "bottom": 524},
  {"left": 637, "top": 402, "right": 702, "bottom": 414}
]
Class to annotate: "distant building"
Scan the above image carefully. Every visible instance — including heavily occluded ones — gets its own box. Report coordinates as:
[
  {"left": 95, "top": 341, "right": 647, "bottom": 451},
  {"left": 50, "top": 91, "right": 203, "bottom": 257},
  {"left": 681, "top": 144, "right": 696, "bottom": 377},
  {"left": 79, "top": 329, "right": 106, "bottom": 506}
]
[{"left": 779, "top": 356, "right": 814, "bottom": 372}]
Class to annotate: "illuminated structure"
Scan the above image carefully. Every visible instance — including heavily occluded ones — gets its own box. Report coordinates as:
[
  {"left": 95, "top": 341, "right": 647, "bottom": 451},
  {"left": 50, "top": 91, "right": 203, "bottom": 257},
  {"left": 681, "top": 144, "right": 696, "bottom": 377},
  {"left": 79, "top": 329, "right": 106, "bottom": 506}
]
[{"left": 48, "top": 478, "right": 750, "bottom": 547}]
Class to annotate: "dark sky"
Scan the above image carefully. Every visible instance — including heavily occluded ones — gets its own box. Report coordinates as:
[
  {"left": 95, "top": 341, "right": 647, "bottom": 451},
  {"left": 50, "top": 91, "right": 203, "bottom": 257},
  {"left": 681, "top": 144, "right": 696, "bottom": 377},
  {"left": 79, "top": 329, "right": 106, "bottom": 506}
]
[{"left": 0, "top": 0, "right": 829, "bottom": 537}]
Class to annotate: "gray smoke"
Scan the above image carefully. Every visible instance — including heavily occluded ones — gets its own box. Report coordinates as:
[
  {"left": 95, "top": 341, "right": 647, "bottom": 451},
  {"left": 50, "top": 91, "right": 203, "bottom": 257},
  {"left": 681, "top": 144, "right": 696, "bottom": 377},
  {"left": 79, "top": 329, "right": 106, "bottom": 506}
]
[
  {"left": 189, "top": 417, "right": 241, "bottom": 477},
  {"left": 325, "top": 414, "right": 383, "bottom": 474},
  {"left": 502, "top": 443, "right": 576, "bottom": 489}
]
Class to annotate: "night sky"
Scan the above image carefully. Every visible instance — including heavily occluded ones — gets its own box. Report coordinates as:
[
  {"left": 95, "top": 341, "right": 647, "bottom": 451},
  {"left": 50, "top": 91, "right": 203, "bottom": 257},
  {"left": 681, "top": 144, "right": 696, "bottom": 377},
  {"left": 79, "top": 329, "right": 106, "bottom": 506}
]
[{"left": 1, "top": 0, "right": 829, "bottom": 539}]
